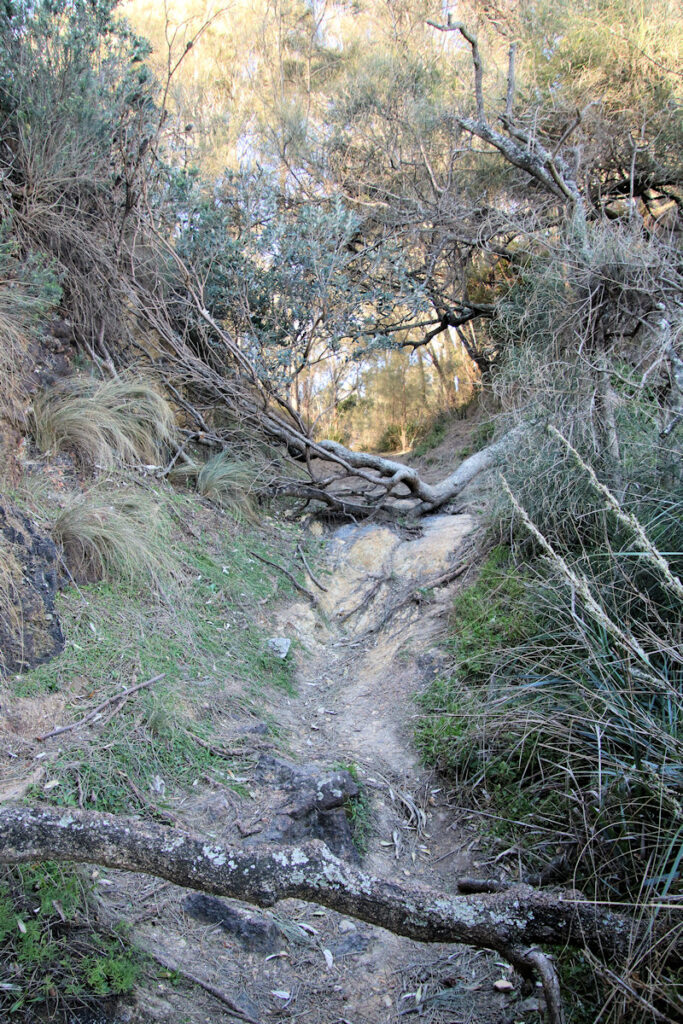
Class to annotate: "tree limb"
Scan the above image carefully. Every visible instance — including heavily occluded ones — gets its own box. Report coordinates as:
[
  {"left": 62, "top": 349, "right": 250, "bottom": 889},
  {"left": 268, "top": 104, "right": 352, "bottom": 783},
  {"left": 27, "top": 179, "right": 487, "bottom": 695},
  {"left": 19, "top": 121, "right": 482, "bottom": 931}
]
[{"left": 0, "top": 805, "right": 652, "bottom": 972}]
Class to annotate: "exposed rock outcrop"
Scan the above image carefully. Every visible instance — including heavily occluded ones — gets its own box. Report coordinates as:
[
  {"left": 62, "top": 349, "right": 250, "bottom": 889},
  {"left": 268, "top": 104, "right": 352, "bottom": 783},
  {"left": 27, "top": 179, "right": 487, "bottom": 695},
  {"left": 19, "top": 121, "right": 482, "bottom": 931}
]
[{"left": 0, "top": 500, "right": 64, "bottom": 674}]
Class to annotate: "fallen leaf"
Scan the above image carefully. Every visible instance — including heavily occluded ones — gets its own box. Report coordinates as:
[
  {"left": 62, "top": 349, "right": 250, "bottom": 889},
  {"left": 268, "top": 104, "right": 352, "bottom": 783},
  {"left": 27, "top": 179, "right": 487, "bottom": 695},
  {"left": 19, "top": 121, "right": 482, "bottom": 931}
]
[
  {"left": 271, "top": 990, "right": 291, "bottom": 1000},
  {"left": 323, "top": 948, "right": 334, "bottom": 970}
]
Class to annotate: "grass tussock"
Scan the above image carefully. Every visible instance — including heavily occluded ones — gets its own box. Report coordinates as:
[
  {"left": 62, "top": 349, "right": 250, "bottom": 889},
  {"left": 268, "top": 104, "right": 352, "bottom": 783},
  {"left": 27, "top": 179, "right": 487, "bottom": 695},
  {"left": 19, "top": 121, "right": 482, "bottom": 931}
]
[
  {"left": 418, "top": 444, "right": 683, "bottom": 1022},
  {"left": 33, "top": 373, "right": 177, "bottom": 470},
  {"left": 51, "top": 489, "right": 166, "bottom": 584},
  {"left": 172, "top": 451, "right": 264, "bottom": 519}
]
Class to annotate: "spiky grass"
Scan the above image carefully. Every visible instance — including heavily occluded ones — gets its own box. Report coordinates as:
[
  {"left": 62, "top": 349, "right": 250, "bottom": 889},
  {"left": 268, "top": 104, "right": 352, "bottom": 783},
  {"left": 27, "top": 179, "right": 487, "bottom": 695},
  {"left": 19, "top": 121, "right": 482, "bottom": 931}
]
[
  {"left": 173, "top": 452, "right": 260, "bottom": 519},
  {"left": 417, "top": 471, "right": 682, "bottom": 1021},
  {"left": 33, "top": 373, "right": 177, "bottom": 470},
  {"left": 51, "top": 490, "right": 167, "bottom": 584}
]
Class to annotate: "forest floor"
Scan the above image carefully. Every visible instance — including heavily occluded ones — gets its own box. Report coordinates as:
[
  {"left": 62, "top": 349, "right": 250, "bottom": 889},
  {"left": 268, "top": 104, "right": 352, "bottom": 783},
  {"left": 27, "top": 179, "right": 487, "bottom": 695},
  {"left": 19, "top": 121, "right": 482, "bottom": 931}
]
[{"left": 1, "top": 414, "right": 545, "bottom": 1024}]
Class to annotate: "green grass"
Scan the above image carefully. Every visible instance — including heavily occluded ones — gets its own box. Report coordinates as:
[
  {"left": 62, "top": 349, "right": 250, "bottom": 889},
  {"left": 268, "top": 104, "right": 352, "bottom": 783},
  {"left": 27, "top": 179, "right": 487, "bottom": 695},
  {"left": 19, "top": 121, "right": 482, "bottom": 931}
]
[
  {"left": 457, "top": 419, "right": 495, "bottom": 458},
  {"left": 0, "top": 862, "right": 140, "bottom": 1018},
  {"left": 17, "top": 492, "right": 298, "bottom": 699},
  {"left": 336, "top": 762, "right": 372, "bottom": 857},
  {"left": 13, "top": 488, "right": 313, "bottom": 815},
  {"left": 411, "top": 413, "right": 450, "bottom": 457}
]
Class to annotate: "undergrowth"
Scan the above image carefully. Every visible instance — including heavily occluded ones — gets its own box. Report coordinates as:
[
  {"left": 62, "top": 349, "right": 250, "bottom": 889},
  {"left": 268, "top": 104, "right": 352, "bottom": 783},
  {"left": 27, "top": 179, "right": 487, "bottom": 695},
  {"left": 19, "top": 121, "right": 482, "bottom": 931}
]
[
  {"left": 337, "top": 762, "right": 372, "bottom": 857},
  {"left": 417, "top": 443, "right": 683, "bottom": 1022},
  {"left": 0, "top": 862, "right": 140, "bottom": 1020},
  {"left": 13, "top": 487, "right": 308, "bottom": 818}
]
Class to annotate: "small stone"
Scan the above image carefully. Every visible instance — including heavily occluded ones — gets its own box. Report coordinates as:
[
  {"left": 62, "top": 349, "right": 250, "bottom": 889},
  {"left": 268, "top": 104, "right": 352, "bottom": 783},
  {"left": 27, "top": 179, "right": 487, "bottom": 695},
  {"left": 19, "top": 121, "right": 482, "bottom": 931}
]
[
  {"left": 267, "top": 637, "right": 291, "bottom": 659},
  {"left": 338, "top": 919, "right": 356, "bottom": 933},
  {"left": 493, "top": 979, "right": 514, "bottom": 992}
]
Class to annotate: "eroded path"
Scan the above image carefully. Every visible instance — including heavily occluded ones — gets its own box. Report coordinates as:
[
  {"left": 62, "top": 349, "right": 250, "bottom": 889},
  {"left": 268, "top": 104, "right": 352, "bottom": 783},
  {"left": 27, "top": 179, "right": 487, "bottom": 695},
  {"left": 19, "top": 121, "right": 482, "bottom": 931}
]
[{"left": 120, "top": 513, "right": 537, "bottom": 1024}]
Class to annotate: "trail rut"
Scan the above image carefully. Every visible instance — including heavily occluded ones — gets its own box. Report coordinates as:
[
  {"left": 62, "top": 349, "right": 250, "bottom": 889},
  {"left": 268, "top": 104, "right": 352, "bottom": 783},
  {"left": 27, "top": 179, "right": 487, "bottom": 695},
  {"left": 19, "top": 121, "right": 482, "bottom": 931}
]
[{"left": 115, "top": 512, "right": 543, "bottom": 1024}]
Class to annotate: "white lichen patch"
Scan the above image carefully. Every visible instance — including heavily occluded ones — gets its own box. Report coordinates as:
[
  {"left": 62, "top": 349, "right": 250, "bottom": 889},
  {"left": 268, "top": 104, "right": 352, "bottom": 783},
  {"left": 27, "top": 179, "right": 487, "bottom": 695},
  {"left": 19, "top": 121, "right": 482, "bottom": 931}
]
[
  {"left": 201, "top": 844, "right": 227, "bottom": 867},
  {"left": 290, "top": 848, "right": 309, "bottom": 866}
]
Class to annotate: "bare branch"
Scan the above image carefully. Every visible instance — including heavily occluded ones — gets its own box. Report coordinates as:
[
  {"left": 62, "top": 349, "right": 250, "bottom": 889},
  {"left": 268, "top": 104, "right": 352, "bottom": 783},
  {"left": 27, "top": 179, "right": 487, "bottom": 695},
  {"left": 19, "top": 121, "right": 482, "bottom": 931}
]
[
  {"left": 0, "top": 805, "right": 658, "bottom": 982},
  {"left": 506, "top": 44, "right": 517, "bottom": 121}
]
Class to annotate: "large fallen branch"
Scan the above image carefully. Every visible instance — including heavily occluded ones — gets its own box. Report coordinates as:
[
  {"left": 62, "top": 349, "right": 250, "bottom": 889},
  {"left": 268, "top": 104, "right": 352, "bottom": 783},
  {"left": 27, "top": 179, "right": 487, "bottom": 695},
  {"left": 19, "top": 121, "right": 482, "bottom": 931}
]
[
  {"left": 0, "top": 803, "right": 664, "bottom": 1023},
  {"left": 130, "top": 250, "right": 519, "bottom": 520}
]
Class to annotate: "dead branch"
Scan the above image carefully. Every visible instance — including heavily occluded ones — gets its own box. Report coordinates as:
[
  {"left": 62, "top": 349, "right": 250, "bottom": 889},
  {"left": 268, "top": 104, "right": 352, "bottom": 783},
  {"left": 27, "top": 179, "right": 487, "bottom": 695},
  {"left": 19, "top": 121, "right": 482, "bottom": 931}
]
[
  {"left": 0, "top": 804, "right": 670, "bottom": 1024},
  {"left": 360, "top": 561, "right": 470, "bottom": 635},
  {"left": 144, "top": 946, "right": 262, "bottom": 1024},
  {"left": 296, "top": 544, "right": 329, "bottom": 592},
  {"left": 427, "top": 19, "right": 584, "bottom": 211},
  {"left": 36, "top": 674, "right": 166, "bottom": 742},
  {"left": 128, "top": 244, "right": 520, "bottom": 520},
  {"left": 247, "top": 550, "right": 318, "bottom": 606}
]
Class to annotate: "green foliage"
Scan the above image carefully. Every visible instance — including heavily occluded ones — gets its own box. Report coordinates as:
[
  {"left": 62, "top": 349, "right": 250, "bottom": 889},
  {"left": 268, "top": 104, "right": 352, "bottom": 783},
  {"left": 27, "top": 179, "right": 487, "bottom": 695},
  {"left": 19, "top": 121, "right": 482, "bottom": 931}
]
[
  {"left": 336, "top": 762, "right": 372, "bottom": 858},
  {"left": 411, "top": 412, "right": 450, "bottom": 457},
  {"left": 175, "top": 171, "right": 433, "bottom": 389},
  {"left": 0, "top": 862, "right": 139, "bottom": 1018},
  {"left": 0, "top": 0, "right": 159, "bottom": 353}
]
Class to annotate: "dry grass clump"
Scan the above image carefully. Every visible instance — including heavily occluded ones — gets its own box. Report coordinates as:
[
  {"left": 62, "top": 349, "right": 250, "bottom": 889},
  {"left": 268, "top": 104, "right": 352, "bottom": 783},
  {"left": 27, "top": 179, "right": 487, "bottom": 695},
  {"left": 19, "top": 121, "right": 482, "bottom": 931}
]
[
  {"left": 173, "top": 452, "right": 261, "bottom": 519},
  {"left": 33, "top": 374, "right": 177, "bottom": 470},
  {"left": 51, "top": 490, "right": 166, "bottom": 584}
]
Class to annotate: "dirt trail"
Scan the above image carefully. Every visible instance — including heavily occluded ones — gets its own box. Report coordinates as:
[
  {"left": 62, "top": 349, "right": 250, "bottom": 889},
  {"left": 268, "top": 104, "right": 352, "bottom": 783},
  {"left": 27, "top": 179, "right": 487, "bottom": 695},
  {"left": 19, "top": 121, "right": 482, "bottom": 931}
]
[{"left": 118, "top": 511, "right": 538, "bottom": 1024}]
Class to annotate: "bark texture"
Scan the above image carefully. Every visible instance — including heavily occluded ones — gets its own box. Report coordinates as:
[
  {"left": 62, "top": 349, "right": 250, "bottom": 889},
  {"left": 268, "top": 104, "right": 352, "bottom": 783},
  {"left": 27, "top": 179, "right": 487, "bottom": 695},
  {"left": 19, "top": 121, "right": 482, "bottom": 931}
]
[{"left": 0, "top": 805, "right": 646, "bottom": 968}]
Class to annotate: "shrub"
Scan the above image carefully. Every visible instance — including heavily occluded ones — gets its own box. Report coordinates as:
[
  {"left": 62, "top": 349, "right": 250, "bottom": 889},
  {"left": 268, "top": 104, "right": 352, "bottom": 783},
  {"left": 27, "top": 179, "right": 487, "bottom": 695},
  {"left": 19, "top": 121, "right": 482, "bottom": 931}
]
[
  {"left": 33, "top": 373, "right": 177, "bottom": 470},
  {"left": 0, "top": 862, "right": 139, "bottom": 1018}
]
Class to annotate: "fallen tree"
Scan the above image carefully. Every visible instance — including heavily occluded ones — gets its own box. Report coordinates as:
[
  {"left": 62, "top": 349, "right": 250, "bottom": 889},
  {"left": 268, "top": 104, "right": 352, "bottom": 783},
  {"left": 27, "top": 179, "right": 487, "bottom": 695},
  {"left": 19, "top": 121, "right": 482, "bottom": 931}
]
[
  {"left": 1, "top": 805, "right": 675, "bottom": 1024},
  {"left": 130, "top": 259, "right": 517, "bottom": 521}
]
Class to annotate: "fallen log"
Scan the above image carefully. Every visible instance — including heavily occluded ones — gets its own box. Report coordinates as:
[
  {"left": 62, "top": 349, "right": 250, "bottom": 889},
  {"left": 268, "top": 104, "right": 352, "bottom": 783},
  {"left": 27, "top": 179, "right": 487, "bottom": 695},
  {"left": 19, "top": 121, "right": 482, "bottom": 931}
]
[{"left": 0, "top": 802, "right": 663, "bottom": 1024}]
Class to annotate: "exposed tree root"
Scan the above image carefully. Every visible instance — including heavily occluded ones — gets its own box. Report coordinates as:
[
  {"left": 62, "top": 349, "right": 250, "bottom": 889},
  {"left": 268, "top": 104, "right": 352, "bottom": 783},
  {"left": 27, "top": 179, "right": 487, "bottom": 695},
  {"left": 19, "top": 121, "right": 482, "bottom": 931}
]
[{"left": 0, "top": 804, "right": 668, "bottom": 1024}]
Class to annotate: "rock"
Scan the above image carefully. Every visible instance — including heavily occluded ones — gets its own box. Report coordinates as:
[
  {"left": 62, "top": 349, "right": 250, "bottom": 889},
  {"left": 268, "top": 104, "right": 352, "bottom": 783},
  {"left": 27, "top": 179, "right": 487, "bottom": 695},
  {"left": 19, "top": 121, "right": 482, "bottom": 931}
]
[
  {"left": 330, "top": 931, "right": 370, "bottom": 957},
  {"left": 493, "top": 978, "right": 514, "bottom": 992},
  {"left": 250, "top": 755, "right": 361, "bottom": 862},
  {"left": 183, "top": 894, "right": 281, "bottom": 953},
  {"left": 0, "top": 500, "right": 64, "bottom": 674},
  {"left": 267, "top": 636, "right": 291, "bottom": 659}
]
